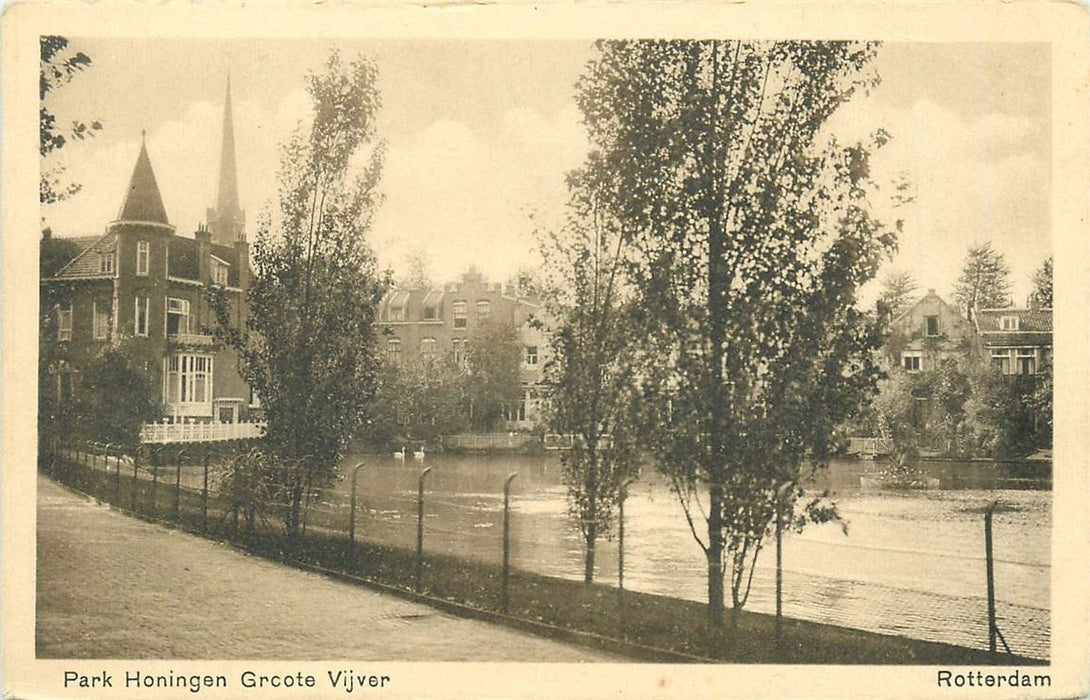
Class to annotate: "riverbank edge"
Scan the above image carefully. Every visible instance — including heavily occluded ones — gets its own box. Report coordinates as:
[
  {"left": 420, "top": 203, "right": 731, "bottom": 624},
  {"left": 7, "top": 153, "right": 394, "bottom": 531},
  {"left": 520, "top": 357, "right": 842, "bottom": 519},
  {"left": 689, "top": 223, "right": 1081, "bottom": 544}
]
[{"left": 39, "top": 461, "right": 1046, "bottom": 666}]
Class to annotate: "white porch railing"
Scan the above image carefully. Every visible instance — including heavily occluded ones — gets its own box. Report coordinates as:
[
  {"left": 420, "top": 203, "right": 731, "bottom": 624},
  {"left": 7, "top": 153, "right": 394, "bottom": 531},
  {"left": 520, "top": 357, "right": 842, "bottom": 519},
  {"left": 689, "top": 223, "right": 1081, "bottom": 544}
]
[
  {"left": 168, "top": 332, "right": 215, "bottom": 346},
  {"left": 140, "top": 420, "right": 266, "bottom": 444}
]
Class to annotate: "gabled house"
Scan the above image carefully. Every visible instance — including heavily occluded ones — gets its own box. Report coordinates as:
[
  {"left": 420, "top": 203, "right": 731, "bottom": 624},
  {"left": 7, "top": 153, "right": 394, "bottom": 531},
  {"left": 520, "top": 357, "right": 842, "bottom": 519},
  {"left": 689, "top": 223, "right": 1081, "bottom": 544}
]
[
  {"left": 973, "top": 306, "right": 1052, "bottom": 375},
  {"left": 41, "top": 82, "right": 254, "bottom": 424},
  {"left": 885, "top": 289, "right": 975, "bottom": 373}
]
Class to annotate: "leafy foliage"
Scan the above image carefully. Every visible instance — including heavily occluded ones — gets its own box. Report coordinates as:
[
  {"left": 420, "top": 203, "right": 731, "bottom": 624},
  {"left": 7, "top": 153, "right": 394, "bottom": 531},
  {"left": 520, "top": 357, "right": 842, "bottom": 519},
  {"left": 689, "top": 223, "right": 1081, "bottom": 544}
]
[
  {"left": 70, "top": 342, "right": 161, "bottom": 447},
  {"left": 40, "top": 36, "right": 103, "bottom": 204},
  {"left": 368, "top": 357, "right": 468, "bottom": 444},
  {"left": 464, "top": 321, "right": 522, "bottom": 431},
  {"left": 574, "top": 40, "right": 893, "bottom": 624},
  {"left": 539, "top": 203, "right": 643, "bottom": 583},
  {"left": 211, "top": 51, "right": 388, "bottom": 535},
  {"left": 954, "top": 242, "right": 1012, "bottom": 316}
]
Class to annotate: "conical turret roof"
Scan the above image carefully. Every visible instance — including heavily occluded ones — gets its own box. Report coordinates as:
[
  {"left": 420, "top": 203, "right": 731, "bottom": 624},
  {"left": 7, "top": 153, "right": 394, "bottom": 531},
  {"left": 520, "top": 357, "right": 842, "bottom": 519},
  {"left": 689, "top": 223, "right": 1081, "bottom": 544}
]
[{"left": 117, "top": 135, "right": 170, "bottom": 225}]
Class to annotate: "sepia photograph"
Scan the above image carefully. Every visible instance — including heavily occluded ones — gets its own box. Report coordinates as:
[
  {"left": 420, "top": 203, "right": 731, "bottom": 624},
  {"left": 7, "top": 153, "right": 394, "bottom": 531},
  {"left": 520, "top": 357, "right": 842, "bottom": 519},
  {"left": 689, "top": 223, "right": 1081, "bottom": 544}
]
[{"left": 4, "top": 2, "right": 1088, "bottom": 699}]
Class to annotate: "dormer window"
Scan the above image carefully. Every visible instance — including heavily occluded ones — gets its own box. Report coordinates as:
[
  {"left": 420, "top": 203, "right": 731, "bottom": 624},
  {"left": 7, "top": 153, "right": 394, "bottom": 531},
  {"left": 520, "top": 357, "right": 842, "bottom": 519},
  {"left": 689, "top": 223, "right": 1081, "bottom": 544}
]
[
  {"left": 99, "top": 252, "right": 115, "bottom": 275},
  {"left": 1000, "top": 316, "right": 1019, "bottom": 331},
  {"left": 387, "top": 291, "right": 409, "bottom": 322}
]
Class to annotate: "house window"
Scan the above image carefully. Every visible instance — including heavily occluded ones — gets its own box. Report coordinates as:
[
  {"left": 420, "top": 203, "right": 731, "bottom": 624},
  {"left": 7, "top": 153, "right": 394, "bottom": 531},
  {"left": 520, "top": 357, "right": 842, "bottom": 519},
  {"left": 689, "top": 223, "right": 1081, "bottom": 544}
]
[
  {"left": 99, "top": 252, "right": 115, "bottom": 275},
  {"left": 902, "top": 351, "right": 922, "bottom": 373},
  {"left": 420, "top": 337, "right": 438, "bottom": 360},
  {"left": 389, "top": 305, "right": 405, "bottom": 322},
  {"left": 1000, "top": 316, "right": 1019, "bottom": 331},
  {"left": 1017, "top": 348, "right": 1037, "bottom": 375},
  {"left": 925, "top": 315, "right": 939, "bottom": 337},
  {"left": 93, "top": 300, "right": 110, "bottom": 340},
  {"left": 57, "top": 305, "right": 72, "bottom": 341},
  {"left": 164, "top": 354, "right": 213, "bottom": 405},
  {"left": 166, "top": 298, "right": 190, "bottom": 337},
  {"left": 453, "top": 300, "right": 467, "bottom": 329},
  {"left": 525, "top": 345, "right": 539, "bottom": 366},
  {"left": 136, "top": 241, "right": 149, "bottom": 276},
  {"left": 991, "top": 348, "right": 1013, "bottom": 375},
  {"left": 213, "top": 261, "right": 228, "bottom": 286},
  {"left": 476, "top": 300, "right": 491, "bottom": 322},
  {"left": 387, "top": 338, "right": 401, "bottom": 365},
  {"left": 452, "top": 339, "right": 466, "bottom": 367},
  {"left": 423, "top": 304, "right": 438, "bottom": 321},
  {"left": 134, "top": 296, "right": 149, "bottom": 337}
]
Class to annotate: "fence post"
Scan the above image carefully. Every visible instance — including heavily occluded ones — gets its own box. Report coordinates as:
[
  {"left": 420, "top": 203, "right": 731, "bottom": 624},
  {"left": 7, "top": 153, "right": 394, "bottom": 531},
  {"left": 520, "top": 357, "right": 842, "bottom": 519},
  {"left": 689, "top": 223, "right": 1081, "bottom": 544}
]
[
  {"left": 202, "top": 446, "right": 210, "bottom": 533},
  {"left": 502, "top": 472, "right": 518, "bottom": 614},
  {"left": 91, "top": 442, "right": 97, "bottom": 470},
  {"left": 114, "top": 446, "right": 122, "bottom": 504},
  {"left": 416, "top": 466, "right": 432, "bottom": 593},
  {"left": 985, "top": 499, "right": 997, "bottom": 654},
  {"left": 173, "top": 459, "right": 182, "bottom": 520},
  {"left": 150, "top": 450, "right": 159, "bottom": 516},
  {"left": 349, "top": 462, "right": 366, "bottom": 553},
  {"left": 131, "top": 447, "right": 140, "bottom": 511}
]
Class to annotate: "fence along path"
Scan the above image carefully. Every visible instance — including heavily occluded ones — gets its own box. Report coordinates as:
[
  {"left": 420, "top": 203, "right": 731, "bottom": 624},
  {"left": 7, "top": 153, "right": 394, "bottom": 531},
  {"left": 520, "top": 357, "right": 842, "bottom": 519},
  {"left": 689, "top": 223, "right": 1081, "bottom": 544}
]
[{"left": 43, "top": 440, "right": 1049, "bottom": 661}]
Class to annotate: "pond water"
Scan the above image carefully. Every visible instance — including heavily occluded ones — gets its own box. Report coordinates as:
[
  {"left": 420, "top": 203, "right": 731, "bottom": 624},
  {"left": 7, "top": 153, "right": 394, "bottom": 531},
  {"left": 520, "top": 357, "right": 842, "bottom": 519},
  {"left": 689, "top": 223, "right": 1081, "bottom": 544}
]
[{"left": 327, "top": 451, "right": 1051, "bottom": 659}]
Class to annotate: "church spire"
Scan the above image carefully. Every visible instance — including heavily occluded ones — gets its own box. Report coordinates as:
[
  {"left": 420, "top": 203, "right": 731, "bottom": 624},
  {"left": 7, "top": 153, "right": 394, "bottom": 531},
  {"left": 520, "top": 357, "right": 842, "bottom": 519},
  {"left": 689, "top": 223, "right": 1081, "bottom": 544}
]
[
  {"left": 116, "top": 136, "right": 170, "bottom": 225},
  {"left": 208, "top": 74, "right": 245, "bottom": 245}
]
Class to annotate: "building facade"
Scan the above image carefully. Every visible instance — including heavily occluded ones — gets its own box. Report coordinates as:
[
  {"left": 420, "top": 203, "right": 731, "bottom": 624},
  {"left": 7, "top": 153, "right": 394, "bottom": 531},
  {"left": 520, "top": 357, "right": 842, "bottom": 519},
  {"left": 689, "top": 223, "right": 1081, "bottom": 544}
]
[
  {"left": 885, "top": 289, "right": 976, "bottom": 373},
  {"left": 377, "top": 269, "right": 547, "bottom": 430},
  {"left": 973, "top": 306, "right": 1053, "bottom": 376},
  {"left": 42, "top": 82, "right": 254, "bottom": 424}
]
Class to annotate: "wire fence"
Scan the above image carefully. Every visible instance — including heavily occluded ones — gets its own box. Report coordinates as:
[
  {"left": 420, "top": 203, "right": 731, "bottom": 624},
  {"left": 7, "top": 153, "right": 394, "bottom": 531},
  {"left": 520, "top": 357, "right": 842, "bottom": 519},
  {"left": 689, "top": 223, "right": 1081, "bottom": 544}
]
[{"left": 39, "top": 437, "right": 1049, "bottom": 661}]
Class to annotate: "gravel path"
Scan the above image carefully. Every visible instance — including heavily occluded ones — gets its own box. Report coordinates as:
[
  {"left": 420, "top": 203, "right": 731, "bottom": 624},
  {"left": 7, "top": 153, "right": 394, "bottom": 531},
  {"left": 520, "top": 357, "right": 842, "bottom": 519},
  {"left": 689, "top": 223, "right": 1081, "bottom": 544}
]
[{"left": 36, "top": 475, "right": 622, "bottom": 661}]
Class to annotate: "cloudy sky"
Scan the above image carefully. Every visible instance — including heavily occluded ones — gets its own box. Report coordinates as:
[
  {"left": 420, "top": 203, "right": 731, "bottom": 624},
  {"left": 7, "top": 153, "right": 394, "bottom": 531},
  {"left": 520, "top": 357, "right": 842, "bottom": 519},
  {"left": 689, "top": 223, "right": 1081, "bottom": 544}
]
[{"left": 41, "top": 40, "right": 1050, "bottom": 304}]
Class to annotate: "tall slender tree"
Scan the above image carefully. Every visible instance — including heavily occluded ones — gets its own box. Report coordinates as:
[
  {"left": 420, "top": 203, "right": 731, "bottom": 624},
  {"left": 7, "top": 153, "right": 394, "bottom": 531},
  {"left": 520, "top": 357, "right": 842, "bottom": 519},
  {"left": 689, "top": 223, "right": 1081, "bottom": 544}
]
[
  {"left": 211, "top": 51, "right": 387, "bottom": 535},
  {"left": 1031, "top": 256, "right": 1053, "bottom": 308},
  {"left": 877, "top": 270, "right": 919, "bottom": 320},
  {"left": 954, "top": 241, "right": 1012, "bottom": 318},
  {"left": 539, "top": 188, "right": 643, "bottom": 583},
  {"left": 574, "top": 40, "right": 895, "bottom": 626}
]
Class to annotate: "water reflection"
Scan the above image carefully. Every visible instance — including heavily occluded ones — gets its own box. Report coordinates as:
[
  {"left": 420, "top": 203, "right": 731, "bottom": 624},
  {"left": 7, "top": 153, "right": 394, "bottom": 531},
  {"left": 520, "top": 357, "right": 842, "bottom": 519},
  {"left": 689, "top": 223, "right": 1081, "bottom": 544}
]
[{"left": 335, "top": 451, "right": 1050, "bottom": 658}]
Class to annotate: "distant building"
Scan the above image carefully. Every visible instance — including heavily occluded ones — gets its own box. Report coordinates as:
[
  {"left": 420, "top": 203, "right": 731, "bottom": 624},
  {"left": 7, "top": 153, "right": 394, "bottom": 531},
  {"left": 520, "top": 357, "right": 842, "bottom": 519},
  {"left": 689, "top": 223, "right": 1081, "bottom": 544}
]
[
  {"left": 885, "top": 289, "right": 975, "bottom": 373},
  {"left": 973, "top": 306, "right": 1052, "bottom": 376},
  {"left": 41, "top": 81, "right": 255, "bottom": 424},
  {"left": 377, "top": 268, "right": 546, "bottom": 430}
]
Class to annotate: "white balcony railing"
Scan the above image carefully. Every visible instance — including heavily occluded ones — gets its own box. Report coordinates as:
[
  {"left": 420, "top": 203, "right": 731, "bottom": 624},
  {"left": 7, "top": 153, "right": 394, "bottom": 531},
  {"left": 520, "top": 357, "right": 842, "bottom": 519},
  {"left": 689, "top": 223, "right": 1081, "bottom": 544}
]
[
  {"left": 140, "top": 420, "right": 266, "bottom": 444},
  {"left": 168, "top": 332, "right": 215, "bottom": 346}
]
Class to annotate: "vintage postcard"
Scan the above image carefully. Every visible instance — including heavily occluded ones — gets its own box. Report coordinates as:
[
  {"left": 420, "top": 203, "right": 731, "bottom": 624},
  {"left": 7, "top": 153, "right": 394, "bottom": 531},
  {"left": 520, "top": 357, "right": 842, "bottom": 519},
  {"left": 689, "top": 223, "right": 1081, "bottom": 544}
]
[{"left": 3, "top": 1, "right": 1088, "bottom": 698}]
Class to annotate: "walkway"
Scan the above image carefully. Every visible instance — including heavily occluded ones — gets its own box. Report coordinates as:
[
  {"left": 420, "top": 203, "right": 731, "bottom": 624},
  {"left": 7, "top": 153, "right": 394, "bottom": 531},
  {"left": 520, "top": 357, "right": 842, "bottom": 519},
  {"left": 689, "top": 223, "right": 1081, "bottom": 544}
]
[{"left": 35, "top": 476, "right": 622, "bottom": 661}]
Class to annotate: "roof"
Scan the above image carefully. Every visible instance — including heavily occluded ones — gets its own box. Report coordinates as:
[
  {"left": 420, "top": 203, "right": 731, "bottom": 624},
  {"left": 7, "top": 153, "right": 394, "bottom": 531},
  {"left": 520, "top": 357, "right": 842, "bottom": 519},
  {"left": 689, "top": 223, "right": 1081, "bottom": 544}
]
[
  {"left": 51, "top": 232, "right": 118, "bottom": 279},
  {"left": 116, "top": 139, "right": 170, "bottom": 225},
  {"left": 975, "top": 308, "right": 1052, "bottom": 333},
  {"left": 980, "top": 333, "right": 1052, "bottom": 349},
  {"left": 169, "top": 238, "right": 242, "bottom": 286}
]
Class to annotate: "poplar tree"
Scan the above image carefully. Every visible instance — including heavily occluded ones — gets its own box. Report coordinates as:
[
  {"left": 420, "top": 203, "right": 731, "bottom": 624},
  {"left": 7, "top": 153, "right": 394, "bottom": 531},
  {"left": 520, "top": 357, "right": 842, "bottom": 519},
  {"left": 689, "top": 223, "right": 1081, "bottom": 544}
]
[
  {"left": 954, "top": 242, "right": 1013, "bottom": 318},
  {"left": 574, "top": 40, "right": 896, "bottom": 626},
  {"left": 212, "top": 51, "right": 387, "bottom": 535}
]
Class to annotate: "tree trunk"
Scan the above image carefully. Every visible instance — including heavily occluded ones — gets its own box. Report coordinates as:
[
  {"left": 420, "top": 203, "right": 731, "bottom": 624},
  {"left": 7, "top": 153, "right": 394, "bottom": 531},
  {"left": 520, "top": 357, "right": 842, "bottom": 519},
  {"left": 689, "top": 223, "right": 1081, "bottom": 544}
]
[
  {"left": 707, "top": 479, "right": 725, "bottom": 627},
  {"left": 583, "top": 521, "right": 597, "bottom": 583}
]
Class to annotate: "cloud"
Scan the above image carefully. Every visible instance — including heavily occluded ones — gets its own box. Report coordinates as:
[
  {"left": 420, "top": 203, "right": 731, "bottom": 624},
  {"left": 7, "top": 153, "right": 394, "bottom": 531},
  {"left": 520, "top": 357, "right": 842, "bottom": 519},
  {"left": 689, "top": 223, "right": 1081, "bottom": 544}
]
[{"left": 828, "top": 94, "right": 1050, "bottom": 306}]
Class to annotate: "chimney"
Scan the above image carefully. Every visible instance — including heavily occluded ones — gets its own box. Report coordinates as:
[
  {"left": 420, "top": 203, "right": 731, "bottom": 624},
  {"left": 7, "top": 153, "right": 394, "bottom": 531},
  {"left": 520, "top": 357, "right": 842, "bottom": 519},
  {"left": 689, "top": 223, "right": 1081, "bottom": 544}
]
[
  {"left": 235, "top": 235, "right": 250, "bottom": 291},
  {"left": 195, "top": 223, "right": 212, "bottom": 283}
]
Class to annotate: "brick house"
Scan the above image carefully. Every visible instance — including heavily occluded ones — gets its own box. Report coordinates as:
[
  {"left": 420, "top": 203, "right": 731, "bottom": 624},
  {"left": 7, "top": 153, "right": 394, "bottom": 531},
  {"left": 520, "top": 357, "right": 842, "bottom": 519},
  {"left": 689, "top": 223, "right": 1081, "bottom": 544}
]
[
  {"left": 41, "top": 82, "right": 254, "bottom": 424},
  {"left": 377, "top": 269, "right": 547, "bottom": 429},
  {"left": 973, "top": 306, "right": 1053, "bottom": 376}
]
